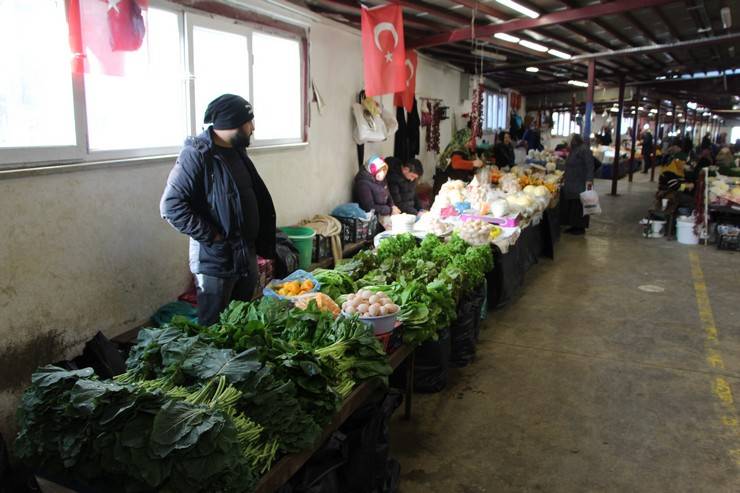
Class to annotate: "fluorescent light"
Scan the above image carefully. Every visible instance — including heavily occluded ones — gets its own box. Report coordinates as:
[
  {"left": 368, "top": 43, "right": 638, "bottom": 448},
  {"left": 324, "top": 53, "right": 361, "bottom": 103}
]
[
  {"left": 471, "top": 49, "right": 508, "bottom": 61},
  {"left": 548, "top": 48, "right": 572, "bottom": 59},
  {"left": 677, "top": 113, "right": 684, "bottom": 117},
  {"left": 713, "top": 115, "right": 719, "bottom": 119},
  {"left": 416, "top": 12, "right": 428, "bottom": 17},
  {"left": 638, "top": 106, "right": 645, "bottom": 111},
  {"left": 610, "top": 107, "right": 619, "bottom": 113},
  {"left": 650, "top": 109, "right": 658, "bottom": 114},
  {"left": 451, "top": 4, "right": 464, "bottom": 9},
  {"left": 666, "top": 111, "right": 673, "bottom": 116},
  {"left": 519, "top": 40, "right": 548, "bottom": 52},
  {"left": 702, "top": 112, "right": 711, "bottom": 116},
  {"left": 494, "top": 32, "right": 521, "bottom": 43},
  {"left": 495, "top": 0, "right": 540, "bottom": 19},
  {"left": 526, "top": 66, "right": 539, "bottom": 72},
  {"left": 687, "top": 102, "right": 697, "bottom": 109},
  {"left": 567, "top": 80, "right": 589, "bottom": 88}
]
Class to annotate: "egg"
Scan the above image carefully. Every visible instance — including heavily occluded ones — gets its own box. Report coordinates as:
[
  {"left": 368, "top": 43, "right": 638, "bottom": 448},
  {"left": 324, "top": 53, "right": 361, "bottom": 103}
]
[
  {"left": 379, "top": 306, "right": 388, "bottom": 316},
  {"left": 357, "top": 303, "right": 369, "bottom": 314},
  {"left": 345, "top": 305, "right": 356, "bottom": 314},
  {"left": 368, "top": 295, "right": 379, "bottom": 305},
  {"left": 368, "top": 305, "right": 380, "bottom": 317},
  {"left": 347, "top": 293, "right": 355, "bottom": 301},
  {"left": 385, "top": 303, "right": 399, "bottom": 314}
]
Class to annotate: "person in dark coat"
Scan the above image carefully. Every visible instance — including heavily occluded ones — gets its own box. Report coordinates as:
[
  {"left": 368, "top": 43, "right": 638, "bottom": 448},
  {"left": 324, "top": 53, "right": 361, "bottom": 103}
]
[
  {"left": 561, "top": 134, "right": 595, "bottom": 235},
  {"left": 700, "top": 132, "right": 712, "bottom": 151},
  {"left": 641, "top": 128, "right": 654, "bottom": 173},
  {"left": 387, "top": 157, "right": 423, "bottom": 215},
  {"left": 160, "top": 94, "right": 276, "bottom": 325},
  {"left": 494, "top": 131, "right": 515, "bottom": 168},
  {"left": 353, "top": 155, "right": 400, "bottom": 219}
]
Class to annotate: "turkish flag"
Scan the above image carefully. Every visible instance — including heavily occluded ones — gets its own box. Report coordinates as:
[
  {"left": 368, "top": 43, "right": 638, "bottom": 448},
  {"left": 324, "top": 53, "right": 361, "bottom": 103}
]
[
  {"left": 361, "top": 4, "right": 406, "bottom": 97},
  {"left": 69, "top": 0, "right": 149, "bottom": 76},
  {"left": 393, "top": 50, "right": 417, "bottom": 112}
]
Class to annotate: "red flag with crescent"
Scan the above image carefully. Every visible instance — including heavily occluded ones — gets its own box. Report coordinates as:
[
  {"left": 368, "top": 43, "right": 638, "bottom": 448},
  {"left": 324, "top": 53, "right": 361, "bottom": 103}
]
[
  {"left": 361, "top": 4, "right": 406, "bottom": 97},
  {"left": 393, "top": 50, "right": 417, "bottom": 112}
]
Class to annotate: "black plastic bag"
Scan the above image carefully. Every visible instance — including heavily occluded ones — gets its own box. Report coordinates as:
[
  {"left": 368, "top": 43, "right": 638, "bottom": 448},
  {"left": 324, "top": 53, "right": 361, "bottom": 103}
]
[
  {"left": 73, "top": 332, "right": 126, "bottom": 379},
  {"left": 275, "top": 231, "right": 300, "bottom": 278},
  {"left": 412, "top": 327, "right": 451, "bottom": 393},
  {"left": 470, "top": 281, "right": 488, "bottom": 342},
  {"left": 450, "top": 292, "right": 479, "bottom": 367},
  {"left": 278, "top": 432, "right": 348, "bottom": 493},
  {"left": 339, "top": 390, "right": 403, "bottom": 493}
]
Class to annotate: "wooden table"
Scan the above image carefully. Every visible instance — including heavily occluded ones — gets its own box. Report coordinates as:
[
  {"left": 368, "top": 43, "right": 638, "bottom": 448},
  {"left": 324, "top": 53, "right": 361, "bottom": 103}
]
[{"left": 253, "top": 344, "right": 415, "bottom": 493}]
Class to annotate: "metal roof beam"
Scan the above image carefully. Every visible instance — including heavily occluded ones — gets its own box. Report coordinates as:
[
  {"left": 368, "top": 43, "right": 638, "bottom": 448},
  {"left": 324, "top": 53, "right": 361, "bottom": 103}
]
[{"left": 409, "top": 0, "right": 677, "bottom": 49}]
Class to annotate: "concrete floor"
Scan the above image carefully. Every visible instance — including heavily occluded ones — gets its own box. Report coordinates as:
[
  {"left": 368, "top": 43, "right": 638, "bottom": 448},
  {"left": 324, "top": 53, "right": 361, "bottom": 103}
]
[{"left": 391, "top": 175, "right": 740, "bottom": 493}]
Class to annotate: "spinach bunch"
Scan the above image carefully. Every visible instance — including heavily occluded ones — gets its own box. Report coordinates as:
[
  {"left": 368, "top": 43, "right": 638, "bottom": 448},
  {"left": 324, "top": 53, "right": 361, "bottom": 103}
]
[{"left": 16, "top": 366, "right": 257, "bottom": 493}]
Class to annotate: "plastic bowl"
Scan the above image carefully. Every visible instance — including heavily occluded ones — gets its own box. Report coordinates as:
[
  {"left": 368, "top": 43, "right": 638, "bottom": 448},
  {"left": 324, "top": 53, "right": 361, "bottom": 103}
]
[{"left": 343, "top": 311, "right": 398, "bottom": 335}]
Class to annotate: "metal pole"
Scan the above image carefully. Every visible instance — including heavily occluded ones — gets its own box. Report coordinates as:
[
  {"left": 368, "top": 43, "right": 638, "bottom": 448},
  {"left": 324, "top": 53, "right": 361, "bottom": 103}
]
[
  {"left": 672, "top": 105, "right": 678, "bottom": 137},
  {"left": 682, "top": 103, "right": 688, "bottom": 136},
  {"left": 611, "top": 75, "right": 625, "bottom": 196},
  {"left": 650, "top": 105, "right": 661, "bottom": 182},
  {"left": 584, "top": 60, "right": 595, "bottom": 145},
  {"left": 628, "top": 86, "right": 640, "bottom": 182}
]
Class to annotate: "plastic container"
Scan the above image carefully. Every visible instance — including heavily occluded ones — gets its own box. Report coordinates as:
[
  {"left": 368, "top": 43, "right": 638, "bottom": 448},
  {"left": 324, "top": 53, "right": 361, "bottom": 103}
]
[
  {"left": 676, "top": 216, "right": 699, "bottom": 245},
  {"left": 281, "top": 226, "right": 316, "bottom": 269},
  {"left": 345, "top": 312, "right": 398, "bottom": 335},
  {"left": 645, "top": 219, "right": 666, "bottom": 238}
]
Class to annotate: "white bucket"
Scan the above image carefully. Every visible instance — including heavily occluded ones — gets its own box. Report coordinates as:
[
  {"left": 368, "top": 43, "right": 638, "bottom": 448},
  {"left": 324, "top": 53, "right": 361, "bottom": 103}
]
[
  {"left": 676, "top": 216, "right": 699, "bottom": 245},
  {"left": 647, "top": 220, "right": 666, "bottom": 238}
]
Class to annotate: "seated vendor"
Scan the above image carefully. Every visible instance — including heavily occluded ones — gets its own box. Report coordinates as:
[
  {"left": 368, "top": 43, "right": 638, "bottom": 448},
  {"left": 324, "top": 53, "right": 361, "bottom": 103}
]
[
  {"left": 353, "top": 155, "right": 400, "bottom": 228},
  {"left": 658, "top": 157, "right": 695, "bottom": 210},
  {"left": 494, "top": 131, "right": 515, "bottom": 168},
  {"left": 387, "top": 157, "right": 424, "bottom": 215}
]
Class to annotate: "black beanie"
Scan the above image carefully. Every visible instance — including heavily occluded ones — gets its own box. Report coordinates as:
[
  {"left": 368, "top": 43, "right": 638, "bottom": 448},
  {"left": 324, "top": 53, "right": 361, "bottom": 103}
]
[{"left": 203, "top": 94, "right": 254, "bottom": 130}]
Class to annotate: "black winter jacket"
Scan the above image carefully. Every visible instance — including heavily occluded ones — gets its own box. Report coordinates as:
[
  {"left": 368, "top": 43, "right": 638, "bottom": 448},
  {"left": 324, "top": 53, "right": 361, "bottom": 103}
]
[
  {"left": 387, "top": 164, "right": 419, "bottom": 214},
  {"left": 160, "top": 129, "right": 276, "bottom": 277},
  {"left": 353, "top": 169, "right": 394, "bottom": 215}
]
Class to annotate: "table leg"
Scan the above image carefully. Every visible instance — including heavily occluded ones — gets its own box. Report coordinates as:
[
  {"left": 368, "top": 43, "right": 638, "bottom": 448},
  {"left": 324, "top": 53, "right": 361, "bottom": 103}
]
[{"left": 404, "top": 351, "right": 414, "bottom": 420}]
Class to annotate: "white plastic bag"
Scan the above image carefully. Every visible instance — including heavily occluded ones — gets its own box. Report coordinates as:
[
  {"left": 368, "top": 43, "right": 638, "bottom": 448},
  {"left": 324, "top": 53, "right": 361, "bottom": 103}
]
[
  {"left": 352, "top": 103, "right": 386, "bottom": 144},
  {"left": 580, "top": 189, "right": 601, "bottom": 215}
]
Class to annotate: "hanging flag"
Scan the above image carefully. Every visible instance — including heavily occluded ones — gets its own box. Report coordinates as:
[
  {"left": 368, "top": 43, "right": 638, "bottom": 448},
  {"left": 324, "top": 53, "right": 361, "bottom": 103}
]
[
  {"left": 393, "top": 50, "right": 417, "bottom": 112},
  {"left": 361, "top": 4, "right": 405, "bottom": 97},
  {"left": 69, "top": 0, "right": 149, "bottom": 76}
]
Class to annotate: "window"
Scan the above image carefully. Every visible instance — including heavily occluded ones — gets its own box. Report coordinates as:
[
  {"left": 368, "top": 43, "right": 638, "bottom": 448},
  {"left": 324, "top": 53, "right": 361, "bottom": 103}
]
[
  {"left": 731, "top": 126, "right": 740, "bottom": 143},
  {"left": 85, "top": 8, "right": 185, "bottom": 152},
  {"left": 483, "top": 91, "right": 508, "bottom": 132},
  {"left": 0, "top": 0, "right": 76, "bottom": 150},
  {"left": 551, "top": 111, "right": 581, "bottom": 137},
  {"left": 0, "top": 1, "right": 306, "bottom": 167}
]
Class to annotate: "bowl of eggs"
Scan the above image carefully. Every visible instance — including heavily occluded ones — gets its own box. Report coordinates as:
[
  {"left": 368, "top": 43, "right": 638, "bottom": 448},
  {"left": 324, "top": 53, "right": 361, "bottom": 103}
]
[{"left": 341, "top": 289, "right": 400, "bottom": 335}]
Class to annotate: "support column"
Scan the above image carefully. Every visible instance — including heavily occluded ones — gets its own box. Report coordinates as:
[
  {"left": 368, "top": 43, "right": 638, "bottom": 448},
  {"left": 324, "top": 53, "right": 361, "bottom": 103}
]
[
  {"left": 584, "top": 60, "right": 595, "bottom": 145},
  {"left": 611, "top": 75, "right": 625, "bottom": 196},
  {"left": 672, "top": 104, "right": 678, "bottom": 137},
  {"left": 650, "top": 105, "right": 661, "bottom": 182},
  {"left": 628, "top": 86, "right": 640, "bottom": 183}
]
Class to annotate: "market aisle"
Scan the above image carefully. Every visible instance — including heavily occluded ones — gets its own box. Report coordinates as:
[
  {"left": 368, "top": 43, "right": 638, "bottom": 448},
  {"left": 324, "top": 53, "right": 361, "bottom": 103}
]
[{"left": 391, "top": 175, "right": 740, "bottom": 493}]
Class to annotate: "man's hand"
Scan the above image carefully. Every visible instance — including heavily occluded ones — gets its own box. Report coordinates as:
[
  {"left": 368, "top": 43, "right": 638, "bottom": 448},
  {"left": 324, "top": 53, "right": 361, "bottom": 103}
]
[
  {"left": 473, "top": 158, "right": 484, "bottom": 169},
  {"left": 391, "top": 206, "right": 401, "bottom": 215},
  {"left": 212, "top": 232, "right": 224, "bottom": 243}
]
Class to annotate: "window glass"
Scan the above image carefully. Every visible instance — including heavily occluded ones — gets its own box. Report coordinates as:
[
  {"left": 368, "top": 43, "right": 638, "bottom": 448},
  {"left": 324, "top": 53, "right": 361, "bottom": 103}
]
[
  {"left": 192, "top": 26, "right": 250, "bottom": 128},
  {"left": 252, "top": 32, "right": 302, "bottom": 141},
  {"left": 85, "top": 8, "right": 185, "bottom": 150},
  {"left": 0, "top": 0, "right": 75, "bottom": 148}
]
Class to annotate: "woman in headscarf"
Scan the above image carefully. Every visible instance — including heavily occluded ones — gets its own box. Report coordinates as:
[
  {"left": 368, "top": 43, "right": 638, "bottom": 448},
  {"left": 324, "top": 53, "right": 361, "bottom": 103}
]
[
  {"left": 353, "top": 155, "right": 400, "bottom": 229},
  {"left": 560, "top": 134, "right": 595, "bottom": 235}
]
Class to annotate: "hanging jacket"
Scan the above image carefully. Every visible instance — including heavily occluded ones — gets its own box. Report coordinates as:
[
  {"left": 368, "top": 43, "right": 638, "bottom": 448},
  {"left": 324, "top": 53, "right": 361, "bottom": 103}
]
[
  {"left": 353, "top": 169, "right": 394, "bottom": 216},
  {"left": 407, "top": 99, "right": 420, "bottom": 157},
  {"left": 387, "top": 162, "right": 420, "bottom": 214},
  {"left": 393, "top": 106, "right": 409, "bottom": 163},
  {"left": 160, "top": 128, "right": 277, "bottom": 277}
]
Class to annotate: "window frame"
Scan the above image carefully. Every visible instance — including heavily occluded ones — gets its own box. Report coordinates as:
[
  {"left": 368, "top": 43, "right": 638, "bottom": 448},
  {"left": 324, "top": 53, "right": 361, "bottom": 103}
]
[{"left": 0, "top": 0, "right": 308, "bottom": 170}]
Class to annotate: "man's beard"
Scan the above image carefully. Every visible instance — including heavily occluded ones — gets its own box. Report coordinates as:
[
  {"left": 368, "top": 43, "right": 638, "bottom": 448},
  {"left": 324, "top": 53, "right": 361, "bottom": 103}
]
[{"left": 230, "top": 128, "right": 251, "bottom": 148}]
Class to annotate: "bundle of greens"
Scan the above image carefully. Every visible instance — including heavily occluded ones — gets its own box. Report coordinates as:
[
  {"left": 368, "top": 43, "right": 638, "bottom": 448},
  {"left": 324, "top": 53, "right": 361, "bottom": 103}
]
[
  {"left": 121, "top": 325, "right": 323, "bottom": 454},
  {"left": 312, "top": 269, "right": 357, "bottom": 302},
  {"left": 16, "top": 366, "right": 261, "bottom": 493}
]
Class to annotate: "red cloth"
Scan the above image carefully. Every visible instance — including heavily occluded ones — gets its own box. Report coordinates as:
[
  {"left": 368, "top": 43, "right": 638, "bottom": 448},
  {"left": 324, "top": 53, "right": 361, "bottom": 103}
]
[
  {"left": 393, "top": 50, "right": 417, "bottom": 112},
  {"left": 361, "top": 4, "right": 406, "bottom": 97},
  {"left": 451, "top": 154, "right": 476, "bottom": 171},
  {"left": 69, "top": 0, "right": 148, "bottom": 76}
]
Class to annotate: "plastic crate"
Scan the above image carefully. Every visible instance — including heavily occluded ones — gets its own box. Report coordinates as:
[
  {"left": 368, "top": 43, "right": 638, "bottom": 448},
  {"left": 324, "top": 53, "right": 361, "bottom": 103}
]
[
  {"left": 312, "top": 234, "right": 333, "bottom": 262},
  {"left": 334, "top": 215, "right": 378, "bottom": 244},
  {"left": 717, "top": 224, "right": 740, "bottom": 251}
]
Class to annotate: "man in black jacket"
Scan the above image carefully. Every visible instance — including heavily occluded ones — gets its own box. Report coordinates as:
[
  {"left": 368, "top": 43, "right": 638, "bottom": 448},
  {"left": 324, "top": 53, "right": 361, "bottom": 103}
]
[
  {"left": 160, "top": 94, "right": 276, "bottom": 325},
  {"left": 387, "top": 157, "right": 423, "bottom": 215}
]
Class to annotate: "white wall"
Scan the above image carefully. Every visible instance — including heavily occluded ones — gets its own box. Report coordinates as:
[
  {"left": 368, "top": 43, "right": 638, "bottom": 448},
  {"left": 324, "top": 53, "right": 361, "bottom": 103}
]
[{"left": 0, "top": 0, "right": 468, "bottom": 436}]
